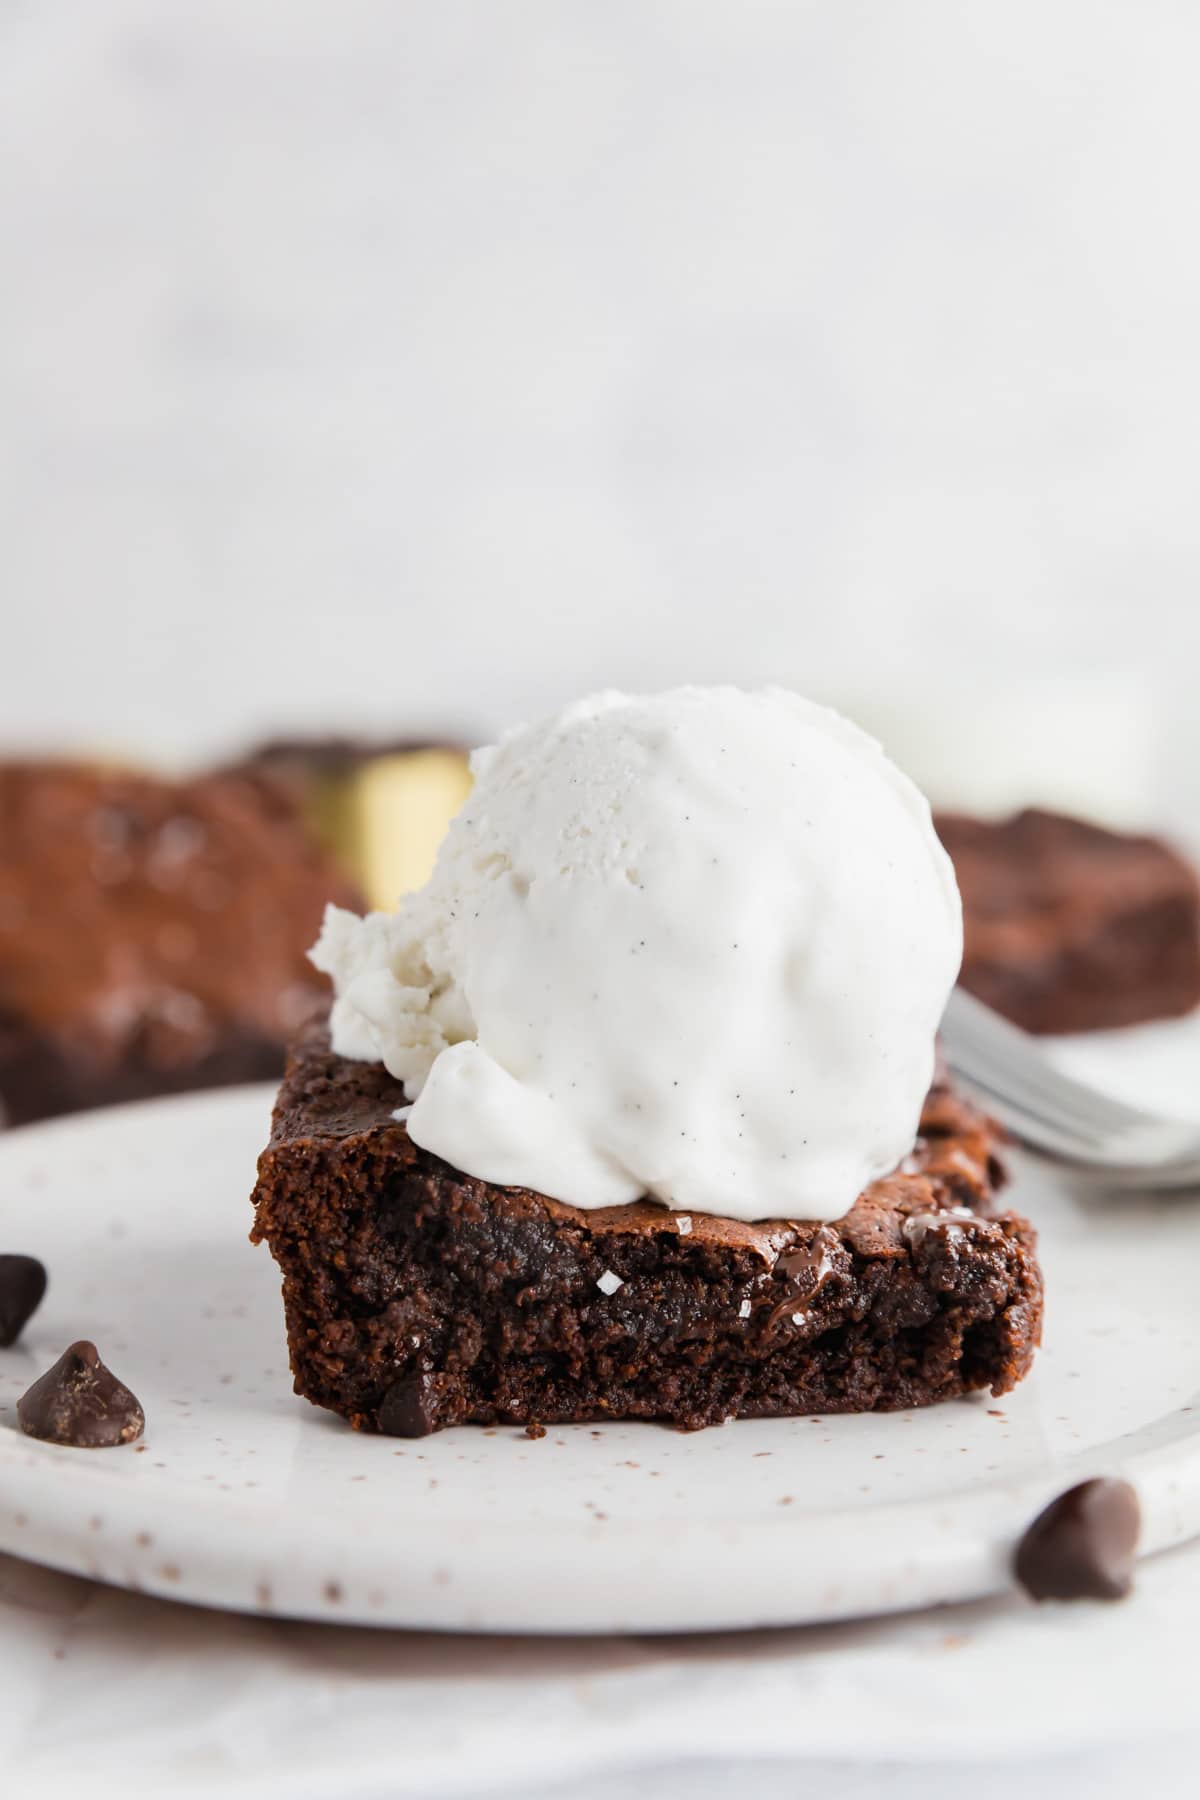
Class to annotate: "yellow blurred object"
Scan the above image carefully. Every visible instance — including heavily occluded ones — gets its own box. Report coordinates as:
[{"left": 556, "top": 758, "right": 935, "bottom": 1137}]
[{"left": 319, "top": 749, "right": 472, "bottom": 909}]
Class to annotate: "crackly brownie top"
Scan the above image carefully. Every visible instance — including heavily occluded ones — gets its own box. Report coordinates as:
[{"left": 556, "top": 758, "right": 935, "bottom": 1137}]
[
  {"left": 265, "top": 1023, "right": 1011, "bottom": 1262},
  {"left": 0, "top": 762, "right": 360, "bottom": 1068}
]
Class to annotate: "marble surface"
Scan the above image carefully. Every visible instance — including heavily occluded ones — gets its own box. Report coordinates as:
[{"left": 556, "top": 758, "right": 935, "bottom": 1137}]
[{"left": 4, "top": 1540, "right": 1199, "bottom": 1799}]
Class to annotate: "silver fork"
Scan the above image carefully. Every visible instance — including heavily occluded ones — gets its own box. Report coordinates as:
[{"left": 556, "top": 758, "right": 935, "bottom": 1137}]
[{"left": 939, "top": 987, "right": 1200, "bottom": 1190}]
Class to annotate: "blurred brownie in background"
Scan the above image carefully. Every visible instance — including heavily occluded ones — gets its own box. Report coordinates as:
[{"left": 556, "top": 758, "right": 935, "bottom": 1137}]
[
  {"left": 238, "top": 736, "right": 472, "bottom": 909},
  {"left": 0, "top": 762, "right": 361, "bottom": 1126},
  {"left": 937, "top": 808, "right": 1200, "bottom": 1035}
]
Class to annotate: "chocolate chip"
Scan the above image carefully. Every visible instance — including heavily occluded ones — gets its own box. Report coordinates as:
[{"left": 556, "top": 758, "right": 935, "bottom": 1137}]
[
  {"left": 0, "top": 1255, "right": 47, "bottom": 1347},
  {"left": 1015, "top": 1478, "right": 1140, "bottom": 1602},
  {"left": 768, "top": 1225, "right": 842, "bottom": 1330},
  {"left": 17, "top": 1341, "right": 145, "bottom": 1448},
  {"left": 774, "top": 1225, "right": 841, "bottom": 1289},
  {"left": 377, "top": 1371, "right": 439, "bottom": 1438}
]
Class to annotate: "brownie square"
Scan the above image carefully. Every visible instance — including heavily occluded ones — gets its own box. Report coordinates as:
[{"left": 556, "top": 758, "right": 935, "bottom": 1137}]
[
  {"left": 937, "top": 808, "right": 1200, "bottom": 1035},
  {"left": 0, "top": 762, "right": 360, "bottom": 1126},
  {"left": 250, "top": 1026, "right": 1043, "bottom": 1436}
]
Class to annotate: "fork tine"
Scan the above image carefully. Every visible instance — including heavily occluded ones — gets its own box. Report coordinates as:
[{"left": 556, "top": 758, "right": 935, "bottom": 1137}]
[
  {"left": 941, "top": 989, "right": 1158, "bottom": 1136},
  {"left": 947, "top": 1065, "right": 1200, "bottom": 1183},
  {"left": 947, "top": 1037, "right": 1141, "bottom": 1143},
  {"left": 941, "top": 988, "right": 1200, "bottom": 1185},
  {"left": 944, "top": 1068, "right": 1110, "bottom": 1160},
  {"left": 942, "top": 988, "right": 1154, "bottom": 1129}
]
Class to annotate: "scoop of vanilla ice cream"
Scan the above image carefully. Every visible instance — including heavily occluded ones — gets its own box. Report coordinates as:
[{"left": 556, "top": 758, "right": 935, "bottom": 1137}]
[{"left": 310, "top": 687, "right": 962, "bottom": 1222}]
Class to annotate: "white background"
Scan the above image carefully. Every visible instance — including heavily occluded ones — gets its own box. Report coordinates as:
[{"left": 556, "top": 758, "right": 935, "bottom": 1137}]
[{"left": 2, "top": 0, "right": 1199, "bottom": 818}]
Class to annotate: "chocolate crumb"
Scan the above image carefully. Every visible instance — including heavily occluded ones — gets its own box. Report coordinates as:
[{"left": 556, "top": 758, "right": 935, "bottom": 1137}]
[
  {"left": 0, "top": 1254, "right": 48, "bottom": 1347},
  {"left": 524, "top": 1419, "right": 547, "bottom": 1440},
  {"left": 17, "top": 1340, "right": 145, "bottom": 1447},
  {"left": 1015, "top": 1478, "right": 1140, "bottom": 1602}
]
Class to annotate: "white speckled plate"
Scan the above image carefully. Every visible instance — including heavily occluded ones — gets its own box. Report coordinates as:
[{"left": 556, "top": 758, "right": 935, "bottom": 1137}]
[{"left": 1, "top": 1037, "right": 1199, "bottom": 1634}]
